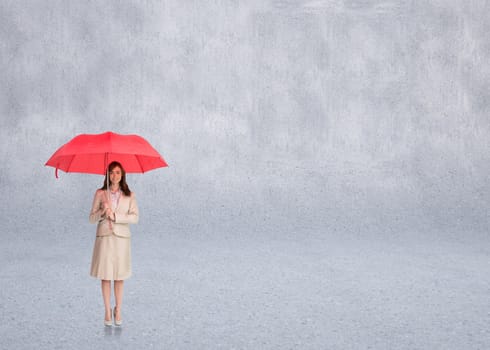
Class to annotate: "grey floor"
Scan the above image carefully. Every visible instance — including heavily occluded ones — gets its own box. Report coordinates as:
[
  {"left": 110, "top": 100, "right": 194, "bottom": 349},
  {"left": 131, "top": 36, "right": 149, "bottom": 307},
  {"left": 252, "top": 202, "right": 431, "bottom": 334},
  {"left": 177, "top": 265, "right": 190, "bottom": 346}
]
[{"left": 1, "top": 211, "right": 489, "bottom": 350}]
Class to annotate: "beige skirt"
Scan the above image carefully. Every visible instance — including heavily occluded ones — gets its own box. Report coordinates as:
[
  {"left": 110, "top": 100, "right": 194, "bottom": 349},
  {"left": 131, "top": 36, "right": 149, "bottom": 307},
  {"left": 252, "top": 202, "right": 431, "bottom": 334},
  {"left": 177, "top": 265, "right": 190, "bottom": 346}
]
[{"left": 90, "top": 233, "right": 131, "bottom": 280}]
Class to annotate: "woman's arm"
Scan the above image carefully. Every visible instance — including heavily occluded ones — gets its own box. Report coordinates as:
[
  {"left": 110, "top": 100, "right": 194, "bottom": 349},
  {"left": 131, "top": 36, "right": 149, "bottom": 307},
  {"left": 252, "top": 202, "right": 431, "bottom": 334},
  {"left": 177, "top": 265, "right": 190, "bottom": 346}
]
[
  {"left": 114, "top": 193, "right": 139, "bottom": 224},
  {"left": 89, "top": 190, "right": 106, "bottom": 224}
]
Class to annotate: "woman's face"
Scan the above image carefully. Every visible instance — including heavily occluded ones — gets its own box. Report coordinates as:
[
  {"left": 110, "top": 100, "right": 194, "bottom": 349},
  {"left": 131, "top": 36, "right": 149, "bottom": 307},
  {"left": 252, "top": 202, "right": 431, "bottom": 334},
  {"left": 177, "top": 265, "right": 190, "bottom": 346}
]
[{"left": 109, "top": 166, "right": 122, "bottom": 186}]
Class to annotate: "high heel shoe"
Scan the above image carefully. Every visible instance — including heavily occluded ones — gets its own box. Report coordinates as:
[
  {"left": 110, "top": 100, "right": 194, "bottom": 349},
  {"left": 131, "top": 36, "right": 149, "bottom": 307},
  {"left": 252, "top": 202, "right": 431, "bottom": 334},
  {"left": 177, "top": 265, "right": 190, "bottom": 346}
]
[
  {"left": 104, "top": 308, "right": 113, "bottom": 327},
  {"left": 114, "top": 307, "right": 122, "bottom": 326}
]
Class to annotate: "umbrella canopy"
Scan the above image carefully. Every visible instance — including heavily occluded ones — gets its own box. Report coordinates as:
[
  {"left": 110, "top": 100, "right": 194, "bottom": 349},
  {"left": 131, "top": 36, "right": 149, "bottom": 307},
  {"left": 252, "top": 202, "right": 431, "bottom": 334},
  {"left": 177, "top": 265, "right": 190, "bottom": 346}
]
[{"left": 45, "top": 131, "right": 167, "bottom": 177}]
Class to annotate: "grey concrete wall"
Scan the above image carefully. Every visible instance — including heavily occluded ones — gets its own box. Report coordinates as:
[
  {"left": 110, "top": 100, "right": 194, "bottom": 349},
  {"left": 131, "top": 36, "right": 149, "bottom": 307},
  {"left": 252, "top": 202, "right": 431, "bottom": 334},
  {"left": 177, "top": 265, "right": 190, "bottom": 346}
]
[{"left": 2, "top": 1, "right": 489, "bottom": 236}]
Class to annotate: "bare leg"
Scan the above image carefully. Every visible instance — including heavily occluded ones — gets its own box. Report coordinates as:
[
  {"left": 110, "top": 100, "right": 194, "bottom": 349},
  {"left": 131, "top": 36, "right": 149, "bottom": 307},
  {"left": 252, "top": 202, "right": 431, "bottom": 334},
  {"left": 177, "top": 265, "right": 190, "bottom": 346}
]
[
  {"left": 101, "top": 280, "right": 112, "bottom": 321},
  {"left": 114, "top": 280, "right": 124, "bottom": 321}
]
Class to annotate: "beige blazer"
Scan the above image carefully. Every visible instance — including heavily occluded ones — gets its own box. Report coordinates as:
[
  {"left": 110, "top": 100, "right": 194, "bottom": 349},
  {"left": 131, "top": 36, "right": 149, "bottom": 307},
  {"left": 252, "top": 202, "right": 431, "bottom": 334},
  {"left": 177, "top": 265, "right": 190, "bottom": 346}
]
[{"left": 89, "top": 189, "right": 139, "bottom": 237}]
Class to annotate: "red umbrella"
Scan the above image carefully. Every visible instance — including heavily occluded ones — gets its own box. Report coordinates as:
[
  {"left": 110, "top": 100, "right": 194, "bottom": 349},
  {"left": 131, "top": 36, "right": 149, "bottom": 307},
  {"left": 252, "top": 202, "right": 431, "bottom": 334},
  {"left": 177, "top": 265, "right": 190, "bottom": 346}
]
[{"left": 45, "top": 131, "right": 167, "bottom": 178}]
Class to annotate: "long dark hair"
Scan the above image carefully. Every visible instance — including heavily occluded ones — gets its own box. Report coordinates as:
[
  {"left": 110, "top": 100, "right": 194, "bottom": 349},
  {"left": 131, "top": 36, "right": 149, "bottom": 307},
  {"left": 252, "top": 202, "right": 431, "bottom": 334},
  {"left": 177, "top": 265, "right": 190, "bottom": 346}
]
[{"left": 100, "top": 161, "right": 131, "bottom": 196}]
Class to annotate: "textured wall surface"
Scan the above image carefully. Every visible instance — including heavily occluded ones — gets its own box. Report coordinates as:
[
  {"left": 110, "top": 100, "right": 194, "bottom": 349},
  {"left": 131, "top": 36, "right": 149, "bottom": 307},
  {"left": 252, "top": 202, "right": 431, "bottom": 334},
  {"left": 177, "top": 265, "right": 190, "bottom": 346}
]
[
  {"left": 1, "top": 1, "right": 489, "bottom": 349},
  {"left": 1, "top": 0, "right": 490, "bottom": 230}
]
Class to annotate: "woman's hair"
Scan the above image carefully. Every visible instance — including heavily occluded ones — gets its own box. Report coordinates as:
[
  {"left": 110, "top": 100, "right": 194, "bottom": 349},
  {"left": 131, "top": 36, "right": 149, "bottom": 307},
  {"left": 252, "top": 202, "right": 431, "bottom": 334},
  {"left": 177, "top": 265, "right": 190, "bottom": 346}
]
[{"left": 100, "top": 161, "right": 132, "bottom": 196}]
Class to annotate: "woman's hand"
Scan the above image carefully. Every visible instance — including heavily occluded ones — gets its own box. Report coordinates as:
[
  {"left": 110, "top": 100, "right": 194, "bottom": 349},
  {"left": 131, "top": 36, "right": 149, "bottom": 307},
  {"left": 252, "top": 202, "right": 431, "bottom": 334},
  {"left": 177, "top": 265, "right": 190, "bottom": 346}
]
[{"left": 104, "top": 207, "right": 115, "bottom": 221}]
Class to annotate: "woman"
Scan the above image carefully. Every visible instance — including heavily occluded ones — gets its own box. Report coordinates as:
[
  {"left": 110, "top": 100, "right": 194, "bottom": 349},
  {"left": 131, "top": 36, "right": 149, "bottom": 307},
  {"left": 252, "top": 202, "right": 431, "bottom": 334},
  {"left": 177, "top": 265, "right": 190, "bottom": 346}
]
[{"left": 89, "top": 161, "right": 139, "bottom": 326}]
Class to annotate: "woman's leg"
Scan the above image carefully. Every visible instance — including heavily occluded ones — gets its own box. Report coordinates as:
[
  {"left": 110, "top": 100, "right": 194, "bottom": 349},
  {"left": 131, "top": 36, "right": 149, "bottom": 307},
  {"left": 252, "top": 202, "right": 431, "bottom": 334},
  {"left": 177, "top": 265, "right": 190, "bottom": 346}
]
[
  {"left": 101, "top": 280, "right": 112, "bottom": 321},
  {"left": 114, "top": 280, "right": 124, "bottom": 321}
]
